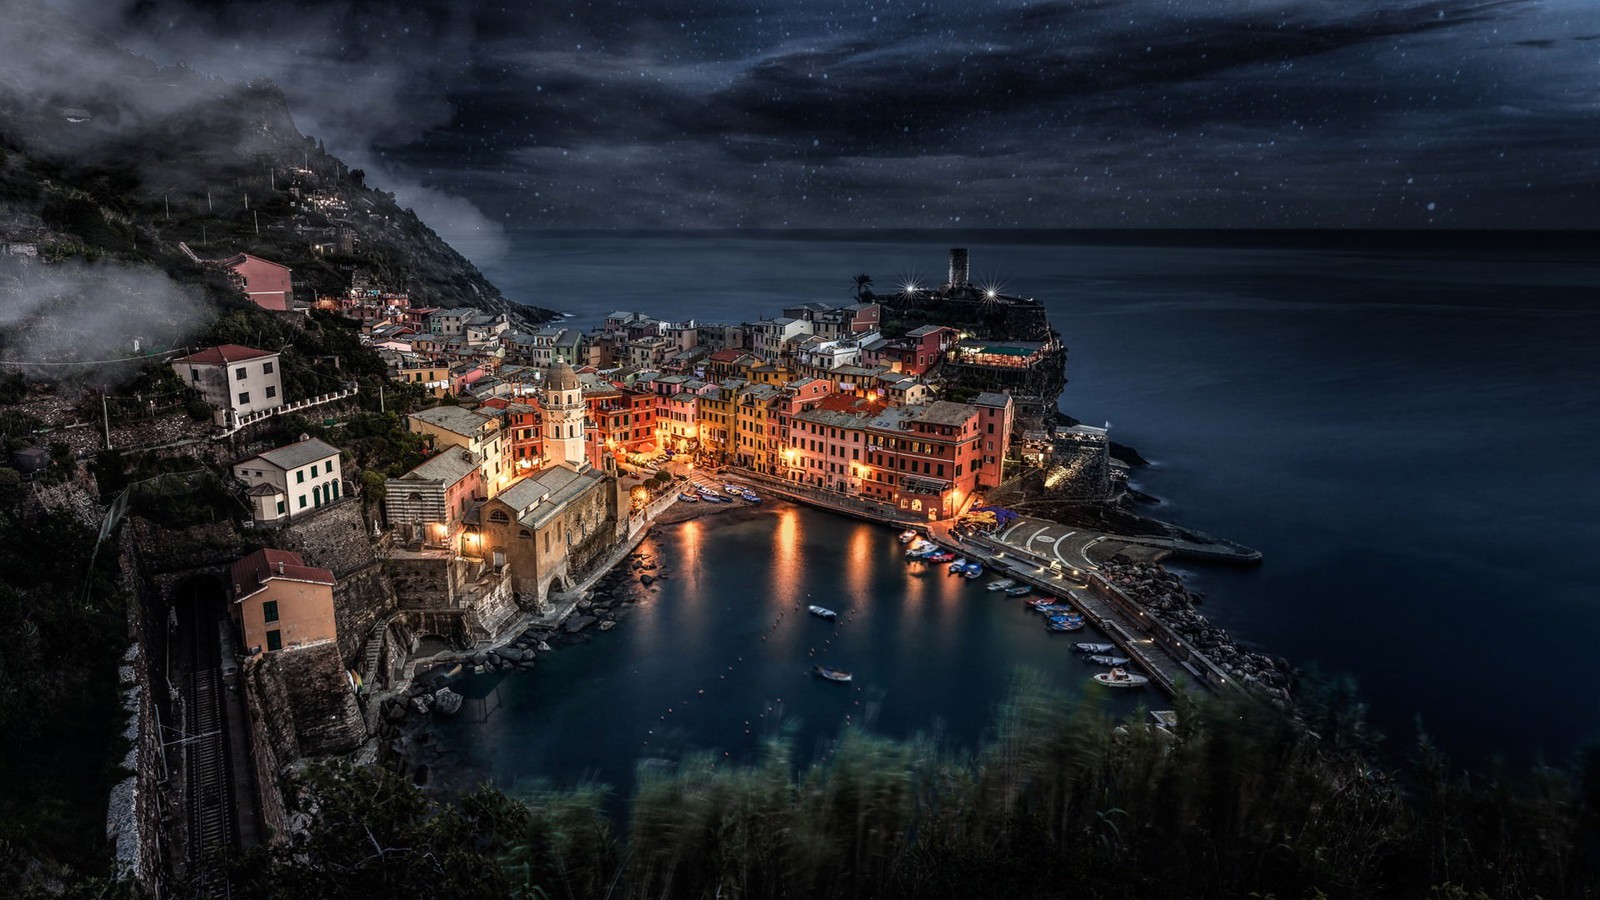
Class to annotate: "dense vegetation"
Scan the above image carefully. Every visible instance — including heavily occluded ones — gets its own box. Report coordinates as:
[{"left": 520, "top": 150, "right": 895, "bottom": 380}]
[
  {"left": 0, "top": 506, "right": 129, "bottom": 890},
  {"left": 131, "top": 677, "right": 1597, "bottom": 900}
]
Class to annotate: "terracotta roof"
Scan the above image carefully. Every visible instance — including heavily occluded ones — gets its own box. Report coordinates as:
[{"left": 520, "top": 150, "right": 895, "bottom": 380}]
[
  {"left": 176, "top": 344, "right": 277, "bottom": 366},
  {"left": 230, "top": 548, "right": 334, "bottom": 602},
  {"left": 708, "top": 348, "right": 746, "bottom": 362}
]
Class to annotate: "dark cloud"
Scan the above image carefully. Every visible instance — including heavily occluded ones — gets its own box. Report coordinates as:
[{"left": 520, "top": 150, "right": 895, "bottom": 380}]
[{"left": 25, "top": 0, "right": 1599, "bottom": 238}]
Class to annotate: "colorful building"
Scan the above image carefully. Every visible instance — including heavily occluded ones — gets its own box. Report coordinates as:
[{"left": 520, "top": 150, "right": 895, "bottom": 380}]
[{"left": 229, "top": 548, "right": 337, "bottom": 655}]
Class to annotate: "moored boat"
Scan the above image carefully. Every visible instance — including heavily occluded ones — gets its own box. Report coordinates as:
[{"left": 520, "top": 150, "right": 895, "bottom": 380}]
[
  {"left": 927, "top": 551, "right": 955, "bottom": 563},
  {"left": 961, "top": 563, "right": 984, "bottom": 578},
  {"left": 740, "top": 491, "right": 761, "bottom": 503},
  {"left": 1004, "top": 585, "right": 1032, "bottom": 596},
  {"left": 1093, "top": 667, "right": 1149, "bottom": 688},
  {"left": 986, "top": 578, "right": 1017, "bottom": 591},
  {"left": 813, "top": 666, "right": 853, "bottom": 683},
  {"left": 808, "top": 605, "right": 838, "bottom": 620},
  {"left": 1074, "top": 642, "right": 1116, "bottom": 654},
  {"left": 1085, "top": 654, "right": 1131, "bottom": 666},
  {"left": 677, "top": 492, "right": 700, "bottom": 502},
  {"left": 947, "top": 558, "right": 968, "bottom": 573},
  {"left": 898, "top": 529, "right": 918, "bottom": 543}
]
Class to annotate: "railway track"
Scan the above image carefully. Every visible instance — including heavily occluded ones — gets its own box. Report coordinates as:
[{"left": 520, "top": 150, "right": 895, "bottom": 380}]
[{"left": 181, "top": 588, "right": 236, "bottom": 883}]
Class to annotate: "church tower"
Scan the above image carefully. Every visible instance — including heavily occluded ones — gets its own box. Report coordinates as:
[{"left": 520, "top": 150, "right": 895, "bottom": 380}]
[{"left": 542, "top": 362, "right": 589, "bottom": 471}]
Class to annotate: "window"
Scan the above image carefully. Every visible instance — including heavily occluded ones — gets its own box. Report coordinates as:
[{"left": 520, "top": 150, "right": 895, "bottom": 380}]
[
  {"left": 190, "top": 368, "right": 201, "bottom": 382},
  {"left": 263, "top": 361, "right": 274, "bottom": 375},
  {"left": 489, "top": 510, "right": 510, "bottom": 524},
  {"left": 262, "top": 600, "right": 279, "bottom": 623},
  {"left": 296, "top": 470, "right": 305, "bottom": 484},
  {"left": 266, "top": 385, "right": 277, "bottom": 399},
  {"left": 266, "top": 629, "right": 282, "bottom": 652},
  {"left": 518, "top": 529, "right": 531, "bottom": 540},
  {"left": 237, "top": 391, "right": 250, "bottom": 405},
  {"left": 298, "top": 495, "right": 307, "bottom": 509},
  {"left": 235, "top": 367, "right": 247, "bottom": 380}
]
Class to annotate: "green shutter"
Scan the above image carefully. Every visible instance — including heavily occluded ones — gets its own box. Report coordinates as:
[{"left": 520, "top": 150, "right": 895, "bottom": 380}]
[
  {"left": 266, "top": 630, "right": 282, "bottom": 652},
  {"left": 262, "top": 600, "right": 279, "bottom": 623}
]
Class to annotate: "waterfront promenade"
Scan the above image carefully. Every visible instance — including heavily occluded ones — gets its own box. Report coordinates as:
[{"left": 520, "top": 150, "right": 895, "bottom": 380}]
[{"left": 708, "top": 467, "right": 1237, "bottom": 699}]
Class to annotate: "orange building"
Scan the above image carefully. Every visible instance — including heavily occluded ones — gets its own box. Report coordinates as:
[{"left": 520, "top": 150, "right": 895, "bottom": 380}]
[
  {"left": 229, "top": 548, "right": 337, "bottom": 655},
  {"left": 584, "top": 386, "right": 657, "bottom": 466}
]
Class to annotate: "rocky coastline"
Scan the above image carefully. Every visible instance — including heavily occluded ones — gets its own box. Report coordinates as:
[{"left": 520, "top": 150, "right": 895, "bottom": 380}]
[
  {"left": 1097, "top": 560, "right": 1294, "bottom": 700},
  {"left": 375, "top": 545, "right": 673, "bottom": 785}
]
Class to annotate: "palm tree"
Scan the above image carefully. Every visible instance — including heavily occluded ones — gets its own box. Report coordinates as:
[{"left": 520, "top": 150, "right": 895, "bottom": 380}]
[{"left": 851, "top": 273, "right": 873, "bottom": 301}]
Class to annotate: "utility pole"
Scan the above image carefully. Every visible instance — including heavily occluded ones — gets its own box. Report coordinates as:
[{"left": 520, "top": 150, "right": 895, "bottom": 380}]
[
  {"left": 164, "top": 193, "right": 170, "bottom": 220},
  {"left": 379, "top": 384, "right": 385, "bottom": 413},
  {"left": 101, "top": 392, "right": 112, "bottom": 450},
  {"left": 206, "top": 191, "right": 212, "bottom": 212},
  {"left": 244, "top": 192, "right": 249, "bottom": 210},
  {"left": 253, "top": 210, "right": 259, "bottom": 235}
]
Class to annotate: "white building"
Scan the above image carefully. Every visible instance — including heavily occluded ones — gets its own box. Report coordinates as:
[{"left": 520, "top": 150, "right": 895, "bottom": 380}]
[
  {"left": 172, "top": 344, "right": 284, "bottom": 428},
  {"left": 232, "top": 437, "right": 344, "bottom": 523}
]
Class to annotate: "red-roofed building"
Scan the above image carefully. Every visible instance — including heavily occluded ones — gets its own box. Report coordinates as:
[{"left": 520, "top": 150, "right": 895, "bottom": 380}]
[
  {"left": 172, "top": 344, "right": 284, "bottom": 427},
  {"left": 219, "top": 253, "right": 294, "bottom": 311},
  {"left": 228, "top": 548, "right": 337, "bottom": 654}
]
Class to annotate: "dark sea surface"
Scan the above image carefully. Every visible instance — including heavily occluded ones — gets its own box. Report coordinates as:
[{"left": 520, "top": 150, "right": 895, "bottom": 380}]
[{"left": 435, "top": 230, "right": 1600, "bottom": 798}]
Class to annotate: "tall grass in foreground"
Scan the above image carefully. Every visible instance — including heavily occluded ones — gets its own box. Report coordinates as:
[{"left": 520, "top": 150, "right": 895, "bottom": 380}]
[{"left": 178, "top": 672, "right": 1596, "bottom": 900}]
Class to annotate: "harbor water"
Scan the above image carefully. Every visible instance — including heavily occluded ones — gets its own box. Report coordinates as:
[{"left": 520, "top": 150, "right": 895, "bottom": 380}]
[
  {"left": 429, "top": 503, "right": 1142, "bottom": 800},
  {"left": 439, "top": 230, "right": 1600, "bottom": 784}
]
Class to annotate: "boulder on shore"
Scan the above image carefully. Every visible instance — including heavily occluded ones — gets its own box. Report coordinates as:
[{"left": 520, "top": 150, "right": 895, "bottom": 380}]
[
  {"left": 565, "top": 615, "right": 598, "bottom": 633},
  {"left": 432, "top": 688, "right": 464, "bottom": 717}
]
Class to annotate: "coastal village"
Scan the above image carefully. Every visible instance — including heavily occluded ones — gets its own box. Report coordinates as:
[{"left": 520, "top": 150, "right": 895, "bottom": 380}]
[{"left": 5, "top": 242, "right": 1273, "bottom": 887}]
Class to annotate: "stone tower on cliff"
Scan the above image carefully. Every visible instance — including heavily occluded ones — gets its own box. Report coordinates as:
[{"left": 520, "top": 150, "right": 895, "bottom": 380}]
[{"left": 542, "top": 361, "right": 589, "bottom": 471}]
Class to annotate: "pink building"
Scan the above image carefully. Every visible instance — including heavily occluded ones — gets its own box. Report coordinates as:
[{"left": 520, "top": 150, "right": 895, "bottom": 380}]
[{"left": 220, "top": 253, "right": 294, "bottom": 311}]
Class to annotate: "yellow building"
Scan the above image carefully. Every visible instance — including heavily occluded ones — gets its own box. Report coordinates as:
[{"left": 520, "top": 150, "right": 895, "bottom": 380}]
[
  {"left": 406, "top": 405, "right": 510, "bottom": 497},
  {"left": 229, "top": 548, "right": 337, "bottom": 655}
]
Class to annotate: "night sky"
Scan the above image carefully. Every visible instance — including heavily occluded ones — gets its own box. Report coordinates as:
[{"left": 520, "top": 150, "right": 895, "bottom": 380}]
[{"left": 46, "top": 0, "right": 1600, "bottom": 252}]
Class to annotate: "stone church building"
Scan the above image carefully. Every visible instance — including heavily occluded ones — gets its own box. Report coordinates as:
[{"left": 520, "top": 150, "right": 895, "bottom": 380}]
[{"left": 476, "top": 362, "right": 624, "bottom": 609}]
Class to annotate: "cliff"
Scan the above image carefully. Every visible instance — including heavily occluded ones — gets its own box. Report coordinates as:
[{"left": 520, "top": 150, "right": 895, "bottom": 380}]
[{"left": 0, "top": 0, "right": 549, "bottom": 319}]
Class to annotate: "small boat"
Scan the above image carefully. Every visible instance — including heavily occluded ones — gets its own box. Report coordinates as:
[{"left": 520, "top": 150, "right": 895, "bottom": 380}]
[
  {"left": 1004, "top": 585, "right": 1032, "bottom": 596},
  {"left": 986, "top": 578, "right": 1017, "bottom": 591},
  {"left": 905, "top": 540, "right": 935, "bottom": 557},
  {"left": 740, "top": 491, "right": 761, "bottom": 503},
  {"left": 677, "top": 492, "right": 700, "bottom": 502},
  {"left": 1074, "top": 642, "right": 1116, "bottom": 654},
  {"left": 1047, "top": 616, "right": 1085, "bottom": 632},
  {"left": 962, "top": 563, "right": 984, "bottom": 579},
  {"left": 947, "top": 558, "right": 968, "bottom": 573},
  {"left": 1085, "top": 655, "right": 1131, "bottom": 666},
  {"left": 898, "top": 530, "right": 918, "bottom": 543},
  {"left": 1093, "top": 667, "right": 1149, "bottom": 688},
  {"left": 1027, "top": 597, "right": 1057, "bottom": 608},
  {"left": 808, "top": 605, "right": 838, "bottom": 620},
  {"left": 927, "top": 551, "right": 955, "bottom": 563},
  {"left": 814, "top": 666, "right": 853, "bottom": 683},
  {"left": 1034, "top": 604, "right": 1073, "bottom": 616},
  {"left": 724, "top": 488, "right": 743, "bottom": 497}
]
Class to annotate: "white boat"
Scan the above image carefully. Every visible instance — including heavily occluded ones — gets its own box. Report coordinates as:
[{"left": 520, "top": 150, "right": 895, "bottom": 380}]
[
  {"left": 1074, "top": 642, "right": 1116, "bottom": 654},
  {"left": 898, "top": 529, "right": 918, "bottom": 543},
  {"left": 1085, "top": 655, "right": 1131, "bottom": 666},
  {"left": 814, "top": 666, "right": 852, "bottom": 683},
  {"left": 1093, "top": 667, "right": 1149, "bottom": 689},
  {"left": 986, "top": 578, "right": 1017, "bottom": 591},
  {"left": 808, "top": 605, "right": 838, "bottom": 620},
  {"left": 724, "top": 483, "right": 741, "bottom": 492}
]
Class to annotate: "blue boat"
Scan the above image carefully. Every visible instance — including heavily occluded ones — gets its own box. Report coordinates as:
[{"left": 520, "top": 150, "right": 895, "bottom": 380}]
[
  {"left": 740, "top": 490, "right": 761, "bottom": 503},
  {"left": 962, "top": 563, "right": 984, "bottom": 579}
]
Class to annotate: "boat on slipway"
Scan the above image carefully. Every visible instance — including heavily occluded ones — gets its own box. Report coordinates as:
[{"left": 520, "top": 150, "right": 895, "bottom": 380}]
[
  {"left": 1093, "top": 667, "right": 1149, "bottom": 688},
  {"left": 677, "top": 492, "right": 700, "bottom": 502},
  {"left": 898, "top": 529, "right": 919, "bottom": 543},
  {"left": 813, "top": 666, "right": 853, "bottom": 683}
]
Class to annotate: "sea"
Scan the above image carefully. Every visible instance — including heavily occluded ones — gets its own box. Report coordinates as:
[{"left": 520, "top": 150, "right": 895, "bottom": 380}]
[{"left": 429, "top": 230, "right": 1600, "bottom": 801}]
